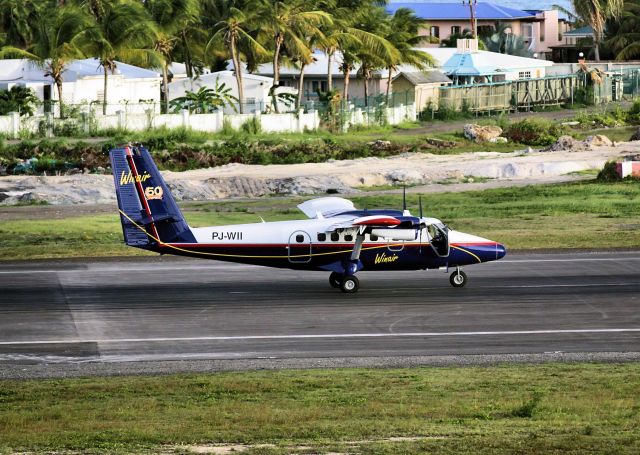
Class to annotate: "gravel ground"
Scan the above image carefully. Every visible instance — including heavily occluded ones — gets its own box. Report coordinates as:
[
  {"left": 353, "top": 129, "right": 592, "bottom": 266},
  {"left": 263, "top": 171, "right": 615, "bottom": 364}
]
[{"left": 2, "top": 352, "right": 639, "bottom": 380}]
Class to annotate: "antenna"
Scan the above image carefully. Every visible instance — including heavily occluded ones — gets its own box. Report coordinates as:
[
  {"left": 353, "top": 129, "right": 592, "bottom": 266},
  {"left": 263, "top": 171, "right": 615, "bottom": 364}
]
[{"left": 419, "top": 195, "right": 423, "bottom": 218}]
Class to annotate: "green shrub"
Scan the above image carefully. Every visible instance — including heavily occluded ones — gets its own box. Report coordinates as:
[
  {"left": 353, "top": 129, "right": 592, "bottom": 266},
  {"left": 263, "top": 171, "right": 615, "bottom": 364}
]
[
  {"left": 240, "top": 116, "right": 262, "bottom": 135},
  {"left": 0, "top": 86, "right": 41, "bottom": 116},
  {"left": 628, "top": 99, "right": 640, "bottom": 124},
  {"left": 597, "top": 161, "right": 621, "bottom": 182},
  {"left": 504, "top": 118, "right": 565, "bottom": 146}
]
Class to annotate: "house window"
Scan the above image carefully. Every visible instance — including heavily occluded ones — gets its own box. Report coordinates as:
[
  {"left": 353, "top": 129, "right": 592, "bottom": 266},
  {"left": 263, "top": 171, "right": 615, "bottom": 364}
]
[
  {"left": 451, "top": 26, "right": 461, "bottom": 36},
  {"left": 430, "top": 26, "right": 439, "bottom": 38},
  {"left": 521, "top": 23, "right": 533, "bottom": 44},
  {"left": 519, "top": 71, "right": 532, "bottom": 79},
  {"left": 245, "top": 97, "right": 256, "bottom": 105},
  {"left": 311, "top": 80, "right": 327, "bottom": 94},
  {"left": 317, "top": 233, "right": 326, "bottom": 242}
]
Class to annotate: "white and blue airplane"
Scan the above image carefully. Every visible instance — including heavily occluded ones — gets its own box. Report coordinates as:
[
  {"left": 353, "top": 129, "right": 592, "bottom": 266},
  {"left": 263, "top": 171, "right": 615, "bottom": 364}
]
[{"left": 110, "top": 145, "right": 506, "bottom": 293}]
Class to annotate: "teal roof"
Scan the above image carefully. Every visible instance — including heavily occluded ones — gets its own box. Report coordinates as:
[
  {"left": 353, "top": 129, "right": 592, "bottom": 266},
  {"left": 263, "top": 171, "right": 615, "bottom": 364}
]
[{"left": 563, "top": 26, "right": 595, "bottom": 37}]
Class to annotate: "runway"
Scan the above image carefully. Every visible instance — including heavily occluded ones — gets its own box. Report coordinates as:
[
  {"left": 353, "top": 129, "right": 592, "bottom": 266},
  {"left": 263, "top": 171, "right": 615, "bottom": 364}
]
[{"left": 0, "top": 251, "right": 639, "bottom": 375}]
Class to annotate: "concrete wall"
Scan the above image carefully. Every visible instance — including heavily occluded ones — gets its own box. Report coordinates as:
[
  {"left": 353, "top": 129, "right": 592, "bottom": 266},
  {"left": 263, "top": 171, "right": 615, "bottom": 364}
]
[{"left": 0, "top": 101, "right": 417, "bottom": 138}]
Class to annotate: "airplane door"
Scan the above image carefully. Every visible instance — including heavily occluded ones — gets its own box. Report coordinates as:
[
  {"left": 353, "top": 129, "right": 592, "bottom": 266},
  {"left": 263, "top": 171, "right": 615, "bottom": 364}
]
[
  {"left": 426, "top": 224, "right": 450, "bottom": 257},
  {"left": 288, "top": 230, "right": 312, "bottom": 263}
]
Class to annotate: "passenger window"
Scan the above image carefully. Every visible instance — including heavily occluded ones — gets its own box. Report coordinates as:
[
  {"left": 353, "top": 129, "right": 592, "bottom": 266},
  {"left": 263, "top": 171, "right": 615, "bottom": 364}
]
[
  {"left": 344, "top": 234, "right": 353, "bottom": 242},
  {"left": 296, "top": 235, "right": 304, "bottom": 243},
  {"left": 317, "top": 233, "right": 326, "bottom": 242},
  {"left": 370, "top": 234, "right": 378, "bottom": 241},
  {"left": 331, "top": 233, "right": 339, "bottom": 241}
]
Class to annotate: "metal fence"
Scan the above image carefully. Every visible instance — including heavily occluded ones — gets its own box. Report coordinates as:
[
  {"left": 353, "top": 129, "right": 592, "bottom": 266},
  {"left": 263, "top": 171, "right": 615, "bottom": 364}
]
[{"left": 431, "top": 70, "right": 640, "bottom": 118}]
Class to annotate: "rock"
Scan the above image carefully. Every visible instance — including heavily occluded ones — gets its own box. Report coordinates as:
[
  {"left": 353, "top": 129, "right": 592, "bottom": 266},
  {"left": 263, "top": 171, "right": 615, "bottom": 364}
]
[
  {"left": 584, "top": 134, "right": 613, "bottom": 148},
  {"left": 489, "top": 137, "right": 508, "bottom": 144},
  {"left": 524, "top": 147, "right": 536, "bottom": 154},
  {"left": 368, "top": 140, "right": 392, "bottom": 150},
  {"left": 463, "top": 124, "right": 503, "bottom": 143},
  {"left": 629, "top": 128, "right": 640, "bottom": 142},
  {"left": 561, "top": 121, "right": 580, "bottom": 126},
  {"left": 544, "top": 135, "right": 585, "bottom": 152}
]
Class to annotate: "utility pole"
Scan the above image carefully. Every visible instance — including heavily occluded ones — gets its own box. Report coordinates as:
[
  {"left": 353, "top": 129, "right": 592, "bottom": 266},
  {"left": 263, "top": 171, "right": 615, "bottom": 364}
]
[{"left": 462, "top": 0, "right": 478, "bottom": 38}]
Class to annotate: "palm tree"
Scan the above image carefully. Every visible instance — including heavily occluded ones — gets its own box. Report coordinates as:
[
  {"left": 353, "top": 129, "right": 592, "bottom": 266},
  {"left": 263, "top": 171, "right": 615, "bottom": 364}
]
[
  {"left": 206, "top": 4, "right": 267, "bottom": 114},
  {"left": 605, "top": 0, "right": 640, "bottom": 60},
  {"left": 169, "top": 82, "right": 239, "bottom": 113},
  {"left": 144, "top": 0, "right": 200, "bottom": 113},
  {"left": 80, "top": 0, "right": 160, "bottom": 115},
  {"left": 0, "top": 0, "right": 40, "bottom": 49},
  {"left": 558, "top": 0, "right": 624, "bottom": 61},
  {"left": 383, "top": 7, "right": 434, "bottom": 100},
  {"left": 258, "top": 0, "right": 332, "bottom": 112},
  {"left": 347, "top": 6, "right": 399, "bottom": 106},
  {"left": 0, "top": 5, "right": 89, "bottom": 117}
]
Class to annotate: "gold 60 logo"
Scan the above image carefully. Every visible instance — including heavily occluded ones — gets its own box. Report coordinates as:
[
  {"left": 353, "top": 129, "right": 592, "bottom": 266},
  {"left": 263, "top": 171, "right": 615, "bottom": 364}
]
[{"left": 144, "top": 186, "right": 163, "bottom": 200}]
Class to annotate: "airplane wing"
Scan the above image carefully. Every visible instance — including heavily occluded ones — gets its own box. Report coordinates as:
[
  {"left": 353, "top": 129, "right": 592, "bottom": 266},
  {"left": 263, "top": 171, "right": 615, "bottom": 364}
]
[{"left": 297, "top": 197, "right": 355, "bottom": 218}]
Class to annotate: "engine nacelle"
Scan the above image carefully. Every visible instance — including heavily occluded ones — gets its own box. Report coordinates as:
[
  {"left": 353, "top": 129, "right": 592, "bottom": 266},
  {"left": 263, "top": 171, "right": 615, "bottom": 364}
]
[{"left": 370, "top": 228, "right": 417, "bottom": 241}]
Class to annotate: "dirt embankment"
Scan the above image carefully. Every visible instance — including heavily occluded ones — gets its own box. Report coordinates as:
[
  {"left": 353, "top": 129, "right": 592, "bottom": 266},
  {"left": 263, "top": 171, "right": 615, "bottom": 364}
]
[{"left": 0, "top": 142, "right": 636, "bottom": 205}]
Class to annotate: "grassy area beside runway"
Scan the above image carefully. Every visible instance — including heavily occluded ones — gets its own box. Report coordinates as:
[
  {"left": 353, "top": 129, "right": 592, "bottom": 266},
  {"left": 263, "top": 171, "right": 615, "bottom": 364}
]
[
  {"left": 1, "top": 180, "right": 639, "bottom": 261},
  {"left": 0, "top": 363, "right": 639, "bottom": 454}
]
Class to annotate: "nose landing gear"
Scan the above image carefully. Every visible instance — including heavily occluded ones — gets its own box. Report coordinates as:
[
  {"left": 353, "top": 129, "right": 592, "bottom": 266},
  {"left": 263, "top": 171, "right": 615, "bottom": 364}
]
[{"left": 450, "top": 268, "right": 468, "bottom": 287}]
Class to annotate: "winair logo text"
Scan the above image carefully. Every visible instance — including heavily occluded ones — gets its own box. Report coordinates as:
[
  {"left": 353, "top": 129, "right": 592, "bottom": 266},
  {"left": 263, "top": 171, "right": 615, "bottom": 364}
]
[
  {"left": 212, "top": 231, "right": 243, "bottom": 241},
  {"left": 375, "top": 252, "right": 399, "bottom": 264},
  {"left": 120, "top": 171, "right": 151, "bottom": 186}
]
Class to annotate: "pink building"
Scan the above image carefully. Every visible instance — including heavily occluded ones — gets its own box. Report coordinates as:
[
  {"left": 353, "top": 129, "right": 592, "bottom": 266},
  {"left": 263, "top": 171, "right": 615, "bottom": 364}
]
[{"left": 388, "top": 2, "right": 566, "bottom": 60}]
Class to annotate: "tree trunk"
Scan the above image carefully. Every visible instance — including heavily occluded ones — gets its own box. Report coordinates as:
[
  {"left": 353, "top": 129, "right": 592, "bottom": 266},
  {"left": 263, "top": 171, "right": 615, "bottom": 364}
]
[
  {"left": 468, "top": 1, "right": 476, "bottom": 38},
  {"left": 296, "top": 63, "right": 306, "bottom": 110},
  {"left": 182, "top": 30, "right": 193, "bottom": 78},
  {"left": 363, "top": 66, "right": 370, "bottom": 107},
  {"left": 327, "top": 51, "right": 333, "bottom": 91},
  {"left": 162, "top": 63, "right": 169, "bottom": 114},
  {"left": 364, "top": 76, "right": 369, "bottom": 107},
  {"left": 271, "top": 35, "right": 283, "bottom": 113},
  {"left": 386, "top": 66, "right": 393, "bottom": 103},
  {"left": 103, "top": 64, "right": 108, "bottom": 116},
  {"left": 56, "top": 79, "right": 64, "bottom": 118},
  {"left": 343, "top": 67, "right": 350, "bottom": 105},
  {"left": 594, "top": 40, "right": 601, "bottom": 62},
  {"left": 231, "top": 38, "right": 244, "bottom": 114}
]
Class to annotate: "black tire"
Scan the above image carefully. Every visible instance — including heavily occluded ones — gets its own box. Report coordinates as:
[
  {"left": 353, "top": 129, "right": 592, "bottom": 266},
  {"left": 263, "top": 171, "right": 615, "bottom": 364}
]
[
  {"left": 340, "top": 275, "right": 360, "bottom": 293},
  {"left": 449, "top": 270, "right": 468, "bottom": 287},
  {"left": 329, "top": 272, "right": 343, "bottom": 288}
]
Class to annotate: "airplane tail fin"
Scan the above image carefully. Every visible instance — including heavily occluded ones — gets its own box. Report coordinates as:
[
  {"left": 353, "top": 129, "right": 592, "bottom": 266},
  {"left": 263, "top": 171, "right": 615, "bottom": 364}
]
[{"left": 109, "top": 145, "right": 196, "bottom": 248}]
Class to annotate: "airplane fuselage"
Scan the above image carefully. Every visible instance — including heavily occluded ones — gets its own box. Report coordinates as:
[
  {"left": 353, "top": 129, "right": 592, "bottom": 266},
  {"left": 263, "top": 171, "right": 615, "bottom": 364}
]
[{"left": 145, "top": 215, "right": 505, "bottom": 274}]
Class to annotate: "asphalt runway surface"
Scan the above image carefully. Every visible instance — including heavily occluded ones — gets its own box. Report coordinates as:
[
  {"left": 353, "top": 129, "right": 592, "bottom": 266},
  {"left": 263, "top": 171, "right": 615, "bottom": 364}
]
[{"left": 1, "top": 251, "right": 639, "bottom": 378}]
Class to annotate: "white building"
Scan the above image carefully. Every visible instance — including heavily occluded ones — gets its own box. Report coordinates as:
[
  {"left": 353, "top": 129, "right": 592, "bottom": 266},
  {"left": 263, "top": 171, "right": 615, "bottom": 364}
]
[
  {"left": 419, "top": 40, "right": 554, "bottom": 84},
  {"left": 167, "top": 70, "right": 277, "bottom": 113},
  {"left": 0, "top": 58, "right": 162, "bottom": 115}
]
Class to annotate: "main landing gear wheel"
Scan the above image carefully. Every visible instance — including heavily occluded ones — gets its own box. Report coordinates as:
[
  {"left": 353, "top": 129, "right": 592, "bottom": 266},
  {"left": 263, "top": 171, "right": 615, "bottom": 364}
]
[
  {"left": 329, "top": 272, "right": 343, "bottom": 288},
  {"left": 340, "top": 275, "right": 360, "bottom": 293},
  {"left": 449, "top": 270, "right": 468, "bottom": 287}
]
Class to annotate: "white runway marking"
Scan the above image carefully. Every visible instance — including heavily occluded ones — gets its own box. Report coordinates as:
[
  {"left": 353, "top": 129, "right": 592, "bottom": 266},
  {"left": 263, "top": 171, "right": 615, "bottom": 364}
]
[{"left": 1, "top": 328, "right": 639, "bottom": 346}]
